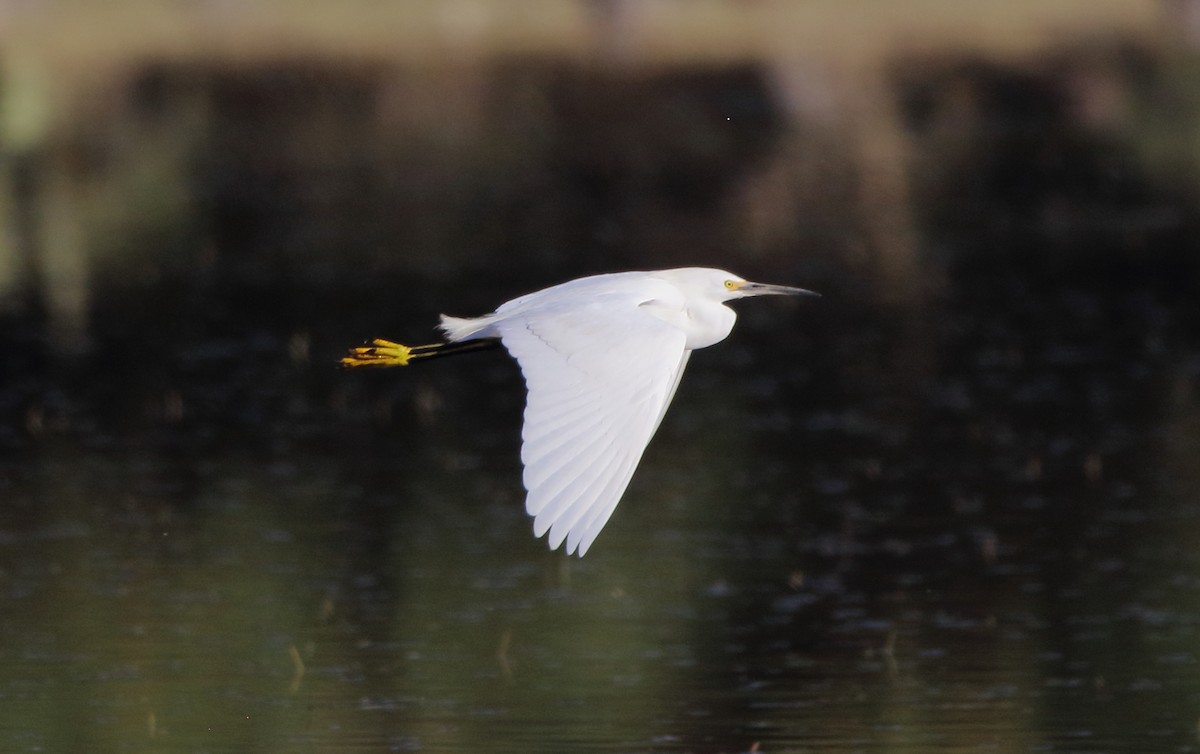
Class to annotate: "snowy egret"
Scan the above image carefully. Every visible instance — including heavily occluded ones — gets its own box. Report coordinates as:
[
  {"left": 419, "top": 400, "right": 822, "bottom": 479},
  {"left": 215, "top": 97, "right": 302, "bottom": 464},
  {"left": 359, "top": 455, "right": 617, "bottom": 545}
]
[{"left": 342, "top": 267, "right": 817, "bottom": 556}]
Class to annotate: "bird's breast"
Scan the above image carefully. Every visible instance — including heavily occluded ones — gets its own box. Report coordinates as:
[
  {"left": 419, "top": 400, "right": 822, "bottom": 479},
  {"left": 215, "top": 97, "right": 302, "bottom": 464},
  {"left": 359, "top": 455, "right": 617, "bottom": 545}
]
[
  {"left": 640, "top": 299, "right": 736, "bottom": 350},
  {"left": 683, "top": 304, "right": 737, "bottom": 350}
]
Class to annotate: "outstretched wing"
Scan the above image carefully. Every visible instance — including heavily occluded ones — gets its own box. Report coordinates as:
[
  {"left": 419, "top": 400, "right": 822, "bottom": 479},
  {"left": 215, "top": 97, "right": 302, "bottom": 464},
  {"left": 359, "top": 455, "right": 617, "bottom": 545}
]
[{"left": 495, "top": 294, "right": 690, "bottom": 556}]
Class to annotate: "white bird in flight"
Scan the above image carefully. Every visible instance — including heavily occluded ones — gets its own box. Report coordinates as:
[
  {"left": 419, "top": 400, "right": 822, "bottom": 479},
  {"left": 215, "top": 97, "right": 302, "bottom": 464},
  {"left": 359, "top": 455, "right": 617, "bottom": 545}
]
[{"left": 342, "top": 267, "right": 817, "bottom": 556}]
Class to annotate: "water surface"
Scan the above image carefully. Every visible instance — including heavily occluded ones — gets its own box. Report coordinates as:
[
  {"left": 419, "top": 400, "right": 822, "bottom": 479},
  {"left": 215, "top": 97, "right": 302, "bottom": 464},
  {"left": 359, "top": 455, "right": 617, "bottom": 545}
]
[{"left": 3, "top": 266, "right": 1199, "bottom": 753}]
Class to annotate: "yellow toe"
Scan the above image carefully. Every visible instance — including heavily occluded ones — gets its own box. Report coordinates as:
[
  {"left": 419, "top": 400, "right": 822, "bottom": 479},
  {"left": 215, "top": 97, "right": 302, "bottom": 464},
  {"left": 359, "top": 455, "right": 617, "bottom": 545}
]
[{"left": 340, "top": 338, "right": 414, "bottom": 368}]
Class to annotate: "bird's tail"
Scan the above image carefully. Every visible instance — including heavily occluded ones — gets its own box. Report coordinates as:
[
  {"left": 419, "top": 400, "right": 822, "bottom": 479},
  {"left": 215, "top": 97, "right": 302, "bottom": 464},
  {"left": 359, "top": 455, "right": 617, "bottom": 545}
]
[{"left": 438, "top": 314, "right": 496, "bottom": 342}]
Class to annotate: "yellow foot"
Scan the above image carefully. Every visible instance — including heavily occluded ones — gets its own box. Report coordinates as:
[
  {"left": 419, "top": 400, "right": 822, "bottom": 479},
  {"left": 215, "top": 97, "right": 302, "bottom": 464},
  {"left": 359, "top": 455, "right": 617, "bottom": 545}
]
[{"left": 340, "top": 338, "right": 417, "bottom": 368}]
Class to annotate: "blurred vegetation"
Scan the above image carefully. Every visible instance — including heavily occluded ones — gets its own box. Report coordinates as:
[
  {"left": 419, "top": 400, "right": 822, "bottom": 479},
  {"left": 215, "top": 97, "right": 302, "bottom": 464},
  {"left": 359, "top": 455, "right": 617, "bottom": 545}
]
[{"left": 1, "top": 1, "right": 1196, "bottom": 443}]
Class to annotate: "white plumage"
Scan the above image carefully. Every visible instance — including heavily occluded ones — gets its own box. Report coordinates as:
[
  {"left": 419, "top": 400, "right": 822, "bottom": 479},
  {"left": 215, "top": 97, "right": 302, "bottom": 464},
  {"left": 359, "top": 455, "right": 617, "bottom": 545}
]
[{"left": 435, "top": 268, "right": 816, "bottom": 556}]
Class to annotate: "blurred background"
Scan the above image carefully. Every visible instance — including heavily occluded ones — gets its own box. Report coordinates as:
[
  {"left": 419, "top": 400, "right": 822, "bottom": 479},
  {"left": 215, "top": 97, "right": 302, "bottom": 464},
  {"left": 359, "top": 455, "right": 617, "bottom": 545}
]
[{"left": 3, "top": 1, "right": 1200, "bottom": 752}]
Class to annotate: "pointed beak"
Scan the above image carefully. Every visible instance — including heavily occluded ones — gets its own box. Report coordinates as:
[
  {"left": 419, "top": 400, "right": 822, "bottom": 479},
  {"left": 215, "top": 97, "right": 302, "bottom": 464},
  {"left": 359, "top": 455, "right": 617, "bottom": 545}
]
[{"left": 738, "top": 281, "right": 820, "bottom": 298}]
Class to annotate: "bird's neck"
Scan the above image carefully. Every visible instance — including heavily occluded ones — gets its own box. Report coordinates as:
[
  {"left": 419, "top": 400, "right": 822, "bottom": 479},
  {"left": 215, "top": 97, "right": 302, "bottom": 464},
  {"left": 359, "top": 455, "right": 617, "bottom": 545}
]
[{"left": 683, "top": 303, "right": 737, "bottom": 350}]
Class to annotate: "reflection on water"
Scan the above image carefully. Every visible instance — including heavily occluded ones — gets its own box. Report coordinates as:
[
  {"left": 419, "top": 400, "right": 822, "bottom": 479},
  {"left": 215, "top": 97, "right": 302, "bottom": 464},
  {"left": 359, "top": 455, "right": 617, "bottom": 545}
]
[{"left": 2, "top": 268, "right": 1200, "bottom": 752}]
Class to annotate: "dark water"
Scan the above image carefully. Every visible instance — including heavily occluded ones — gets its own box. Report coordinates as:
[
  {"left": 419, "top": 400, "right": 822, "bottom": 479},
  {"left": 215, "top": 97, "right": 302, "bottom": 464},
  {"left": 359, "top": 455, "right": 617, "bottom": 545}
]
[
  {"left": 3, "top": 264, "right": 1200, "bottom": 753},
  {"left": 4, "top": 47, "right": 1200, "bottom": 754}
]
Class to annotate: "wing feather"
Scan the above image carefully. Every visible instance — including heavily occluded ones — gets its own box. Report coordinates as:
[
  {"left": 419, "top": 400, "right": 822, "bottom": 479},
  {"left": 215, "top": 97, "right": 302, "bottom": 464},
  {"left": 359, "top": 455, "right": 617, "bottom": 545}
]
[
  {"left": 527, "top": 417, "right": 621, "bottom": 518},
  {"left": 495, "top": 287, "right": 690, "bottom": 555},
  {"left": 522, "top": 408, "right": 612, "bottom": 487}
]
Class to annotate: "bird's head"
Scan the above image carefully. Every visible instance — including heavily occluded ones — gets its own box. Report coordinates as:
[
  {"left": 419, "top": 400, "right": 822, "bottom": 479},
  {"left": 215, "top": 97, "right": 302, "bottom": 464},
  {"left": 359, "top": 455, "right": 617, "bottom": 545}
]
[{"left": 697, "top": 268, "right": 819, "bottom": 302}]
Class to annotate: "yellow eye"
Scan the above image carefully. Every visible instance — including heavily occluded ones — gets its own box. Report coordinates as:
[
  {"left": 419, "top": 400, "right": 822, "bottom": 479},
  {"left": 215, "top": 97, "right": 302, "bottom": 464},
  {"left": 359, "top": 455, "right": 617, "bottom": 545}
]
[{"left": 724, "top": 279, "right": 739, "bottom": 290}]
